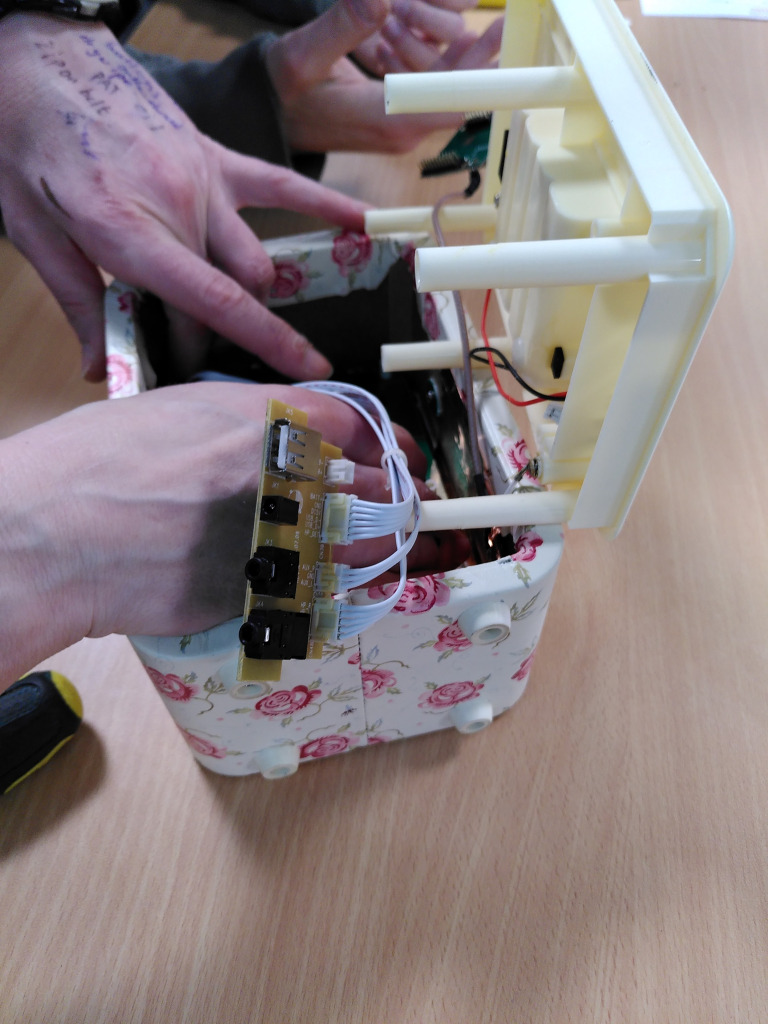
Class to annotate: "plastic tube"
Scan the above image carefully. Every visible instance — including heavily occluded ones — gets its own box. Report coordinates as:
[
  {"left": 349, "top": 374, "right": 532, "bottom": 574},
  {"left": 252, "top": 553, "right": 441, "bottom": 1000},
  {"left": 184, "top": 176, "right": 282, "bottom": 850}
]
[
  {"left": 365, "top": 205, "right": 497, "bottom": 236},
  {"left": 381, "top": 337, "right": 512, "bottom": 373},
  {"left": 384, "top": 66, "right": 591, "bottom": 115},
  {"left": 414, "top": 236, "right": 704, "bottom": 292},
  {"left": 417, "top": 491, "right": 577, "bottom": 531}
]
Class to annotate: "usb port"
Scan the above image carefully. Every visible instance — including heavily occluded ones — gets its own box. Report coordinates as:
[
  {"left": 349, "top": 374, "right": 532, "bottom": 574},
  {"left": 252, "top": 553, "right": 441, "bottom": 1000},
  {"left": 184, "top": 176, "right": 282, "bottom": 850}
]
[{"left": 267, "top": 418, "right": 320, "bottom": 481}]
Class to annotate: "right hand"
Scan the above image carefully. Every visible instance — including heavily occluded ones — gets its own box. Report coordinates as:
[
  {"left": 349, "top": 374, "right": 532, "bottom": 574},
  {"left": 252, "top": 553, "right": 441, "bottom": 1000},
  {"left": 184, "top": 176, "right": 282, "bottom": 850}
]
[
  {"left": 0, "top": 383, "right": 470, "bottom": 689},
  {"left": 267, "top": 0, "right": 503, "bottom": 155},
  {"left": 353, "top": 0, "right": 482, "bottom": 79},
  {"left": 0, "top": 13, "right": 368, "bottom": 383}
]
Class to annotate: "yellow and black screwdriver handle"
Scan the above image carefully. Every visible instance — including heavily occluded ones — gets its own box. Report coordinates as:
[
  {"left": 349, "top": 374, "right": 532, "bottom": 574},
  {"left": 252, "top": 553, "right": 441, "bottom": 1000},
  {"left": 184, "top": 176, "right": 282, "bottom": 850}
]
[{"left": 0, "top": 671, "right": 83, "bottom": 794}]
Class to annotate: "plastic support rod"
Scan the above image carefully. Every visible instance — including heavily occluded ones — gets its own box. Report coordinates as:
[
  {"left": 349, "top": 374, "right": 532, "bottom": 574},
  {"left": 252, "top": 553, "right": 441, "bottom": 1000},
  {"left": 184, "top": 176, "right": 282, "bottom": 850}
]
[
  {"left": 381, "top": 337, "right": 512, "bottom": 373},
  {"left": 384, "top": 66, "right": 592, "bottom": 115},
  {"left": 414, "top": 236, "right": 704, "bottom": 292},
  {"left": 365, "top": 205, "right": 497, "bottom": 236},
  {"left": 417, "top": 491, "right": 577, "bottom": 531}
]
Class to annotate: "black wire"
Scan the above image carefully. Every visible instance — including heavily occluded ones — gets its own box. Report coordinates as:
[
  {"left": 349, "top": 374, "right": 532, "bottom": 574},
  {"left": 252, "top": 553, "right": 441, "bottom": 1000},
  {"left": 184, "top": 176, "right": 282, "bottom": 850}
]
[
  {"left": 464, "top": 168, "right": 482, "bottom": 198},
  {"left": 469, "top": 347, "right": 566, "bottom": 403}
]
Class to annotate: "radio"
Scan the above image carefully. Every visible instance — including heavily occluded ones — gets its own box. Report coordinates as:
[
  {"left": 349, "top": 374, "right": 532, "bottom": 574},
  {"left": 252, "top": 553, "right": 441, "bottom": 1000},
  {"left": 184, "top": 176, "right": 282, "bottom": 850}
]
[{"left": 105, "top": 0, "right": 732, "bottom": 779}]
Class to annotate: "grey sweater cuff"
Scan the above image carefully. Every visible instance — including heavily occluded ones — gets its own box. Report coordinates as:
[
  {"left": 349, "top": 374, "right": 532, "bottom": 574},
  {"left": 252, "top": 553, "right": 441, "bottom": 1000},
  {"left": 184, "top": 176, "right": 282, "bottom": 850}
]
[{"left": 127, "top": 36, "right": 326, "bottom": 179}]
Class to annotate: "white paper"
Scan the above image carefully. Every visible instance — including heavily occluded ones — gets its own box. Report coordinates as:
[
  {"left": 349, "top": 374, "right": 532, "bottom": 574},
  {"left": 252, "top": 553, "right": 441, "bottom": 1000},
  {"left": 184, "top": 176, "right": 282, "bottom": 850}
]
[{"left": 641, "top": 0, "right": 768, "bottom": 16}]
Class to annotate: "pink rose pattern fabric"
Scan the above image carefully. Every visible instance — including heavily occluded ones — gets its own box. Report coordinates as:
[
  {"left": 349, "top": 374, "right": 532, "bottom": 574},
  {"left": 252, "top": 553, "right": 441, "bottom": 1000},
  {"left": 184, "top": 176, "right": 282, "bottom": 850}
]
[
  {"left": 361, "top": 667, "right": 397, "bottom": 699},
  {"left": 514, "top": 531, "right": 543, "bottom": 563},
  {"left": 253, "top": 685, "right": 321, "bottom": 717},
  {"left": 178, "top": 728, "right": 227, "bottom": 759},
  {"left": 331, "top": 231, "right": 373, "bottom": 277},
  {"left": 368, "top": 574, "right": 451, "bottom": 614},
  {"left": 300, "top": 734, "right": 358, "bottom": 759},
  {"left": 512, "top": 652, "right": 536, "bottom": 682},
  {"left": 133, "top": 526, "right": 560, "bottom": 769},
  {"left": 146, "top": 666, "right": 197, "bottom": 702},
  {"left": 270, "top": 260, "right": 310, "bottom": 299},
  {"left": 418, "top": 680, "right": 484, "bottom": 710},
  {"left": 116, "top": 290, "right": 135, "bottom": 314},
  {"left": 400, "top": 241, "right": 416, "bottom": 274},
  {"left": 106, "top": 353, "right": 135, "bottom": 397},
  {"left": 422, "top": 292, "right": 440, "bottom": 340},
  {"left": 434, "top": 621, "right": 472, "bottom": 653},
  {"left": 502, "top": 437, "right": 530, "bottom": 474}
]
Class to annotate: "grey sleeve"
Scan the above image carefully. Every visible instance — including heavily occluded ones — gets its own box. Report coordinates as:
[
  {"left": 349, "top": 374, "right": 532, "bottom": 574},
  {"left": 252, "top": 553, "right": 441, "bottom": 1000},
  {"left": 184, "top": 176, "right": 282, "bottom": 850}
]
[{"left": 127, "top": 36, "right": 326, "bottom": 179}]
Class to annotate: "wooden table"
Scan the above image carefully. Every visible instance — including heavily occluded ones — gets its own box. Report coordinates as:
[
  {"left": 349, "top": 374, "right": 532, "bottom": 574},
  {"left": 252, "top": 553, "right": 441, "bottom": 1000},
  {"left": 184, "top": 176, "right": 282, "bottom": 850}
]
[{"left": 2, "top": 4, "right": 768, "bottom": 1020}]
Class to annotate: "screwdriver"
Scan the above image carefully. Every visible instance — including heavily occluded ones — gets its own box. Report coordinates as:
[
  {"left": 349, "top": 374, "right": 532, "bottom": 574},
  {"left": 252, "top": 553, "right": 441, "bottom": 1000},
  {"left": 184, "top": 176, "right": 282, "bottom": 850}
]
[{"left": 0, "top": 671, "right": 83, "bottom": 794}]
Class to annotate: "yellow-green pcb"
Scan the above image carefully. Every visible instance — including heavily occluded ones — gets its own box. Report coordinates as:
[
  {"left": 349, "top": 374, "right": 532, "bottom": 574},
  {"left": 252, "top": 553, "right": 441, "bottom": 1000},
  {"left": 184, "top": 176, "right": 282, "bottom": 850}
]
[{"left": 238, "top": 399, "right": 341, "bottom": 683}]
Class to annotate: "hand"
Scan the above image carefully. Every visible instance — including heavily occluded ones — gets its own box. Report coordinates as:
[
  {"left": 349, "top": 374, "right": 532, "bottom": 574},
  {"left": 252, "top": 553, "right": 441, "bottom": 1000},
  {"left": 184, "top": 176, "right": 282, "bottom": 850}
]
[
  {"left": 0, "top": 14, "right": 369, "bottom": 384},
  {"left": 0, "top": 382, "right": 469, "bottom": 688},
  {"left": 352, "top": 0, "right": 480, "bottom": 78},
  {"left": 267, "top": 0, "right": 503, "bottom": 154}
]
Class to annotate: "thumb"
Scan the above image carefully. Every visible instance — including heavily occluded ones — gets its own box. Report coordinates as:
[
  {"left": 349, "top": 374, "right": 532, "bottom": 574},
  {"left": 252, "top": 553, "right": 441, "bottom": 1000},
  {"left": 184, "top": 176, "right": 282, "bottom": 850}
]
[{"left": 268, "top": 0, "right": 391, "bottom": 101}]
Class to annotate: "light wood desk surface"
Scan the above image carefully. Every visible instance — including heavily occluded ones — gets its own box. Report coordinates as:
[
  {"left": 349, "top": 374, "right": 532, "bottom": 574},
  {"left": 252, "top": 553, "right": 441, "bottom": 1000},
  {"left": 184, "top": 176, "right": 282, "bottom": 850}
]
[{"left": 2, "top": 4, "right": 768, "bottom": 1021}]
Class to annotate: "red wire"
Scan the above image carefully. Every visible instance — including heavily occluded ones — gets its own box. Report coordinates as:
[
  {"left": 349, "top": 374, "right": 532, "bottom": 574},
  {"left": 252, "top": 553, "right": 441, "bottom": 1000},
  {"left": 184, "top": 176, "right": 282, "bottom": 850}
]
[{"left": 480, "top": 290, "right": 567, "bottom": 408}]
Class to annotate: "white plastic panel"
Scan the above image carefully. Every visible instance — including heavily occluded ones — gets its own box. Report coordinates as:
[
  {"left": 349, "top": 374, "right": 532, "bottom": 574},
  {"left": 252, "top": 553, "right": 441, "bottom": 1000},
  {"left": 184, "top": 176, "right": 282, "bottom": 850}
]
[{"left": 372, "top": 0, "right": 733, "bottom": 535}]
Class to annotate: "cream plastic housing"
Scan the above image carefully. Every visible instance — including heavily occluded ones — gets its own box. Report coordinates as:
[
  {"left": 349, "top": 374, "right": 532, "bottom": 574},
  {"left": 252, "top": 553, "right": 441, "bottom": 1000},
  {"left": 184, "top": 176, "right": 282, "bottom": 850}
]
[{"left": 370, "top": 0, "right": 734, "bottom": 536}]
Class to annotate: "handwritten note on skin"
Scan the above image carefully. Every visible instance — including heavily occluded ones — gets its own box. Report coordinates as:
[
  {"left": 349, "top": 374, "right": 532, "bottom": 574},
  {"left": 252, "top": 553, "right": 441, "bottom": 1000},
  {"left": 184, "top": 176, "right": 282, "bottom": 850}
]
[{"left": 640, "top": 0, "right": 768, "bottom": 17}]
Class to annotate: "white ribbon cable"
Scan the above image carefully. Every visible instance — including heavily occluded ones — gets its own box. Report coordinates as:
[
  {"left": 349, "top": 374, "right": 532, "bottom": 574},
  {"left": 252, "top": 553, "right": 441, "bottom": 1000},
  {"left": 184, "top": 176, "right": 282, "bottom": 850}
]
[{"left": 295, "top": 381, "right": 422, "bottom": 636}]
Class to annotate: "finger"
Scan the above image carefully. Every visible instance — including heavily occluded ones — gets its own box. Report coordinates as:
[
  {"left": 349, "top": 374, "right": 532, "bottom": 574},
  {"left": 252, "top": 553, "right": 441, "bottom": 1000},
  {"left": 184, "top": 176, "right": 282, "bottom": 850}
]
[
  {"left": 374, "top": 39, "right": 411, "bottom": 74},
  {"left": 392, "top": 0, "right": 467, "bottom": 43},
  {"left": 339, "top": 466, "right": 435, "bottom": 504},
  {"left": 429, "top": 30, "right": 480, "bottom": 70},
  {"left": 420, "top": 0, "right": 477, "bottom": 11},
  {"left": 405, "top": 529, "right": 471, "bottom": 572},
  {"left": 351, "top": 35, "right": 388, "bottom": 77},
  {"left": 347, "top": 526, "right": 470, "bottom": 575},
  {"left": 218, "top": 148, "right": 369, "bottom": 230},
  {"left": 125, "top": 240, "right": 331, "bottom": 380},
  {"left": 381, "top": 14, "right": 445, "bottom": 71},
  {"left": 444, "top": 16, "right": 503, "bottom": 70},
  {"left": 169, "top": 382, "right": 427, "bottom": 470},
  {"left": 4, "top": 198, "right": 106, "bottom": 381},
  {"left": 207, "top": 200, "right": 275, "bottom": 303},
  {"left": 267, "top": 0, "right": 391, "bottom": 99}
]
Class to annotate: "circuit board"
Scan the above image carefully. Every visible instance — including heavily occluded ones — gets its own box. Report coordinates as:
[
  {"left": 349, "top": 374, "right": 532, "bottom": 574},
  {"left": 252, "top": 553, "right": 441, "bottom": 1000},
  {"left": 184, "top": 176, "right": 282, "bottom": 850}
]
[{"left": 237, "top": 399, "right": 341, "bottom": 684}]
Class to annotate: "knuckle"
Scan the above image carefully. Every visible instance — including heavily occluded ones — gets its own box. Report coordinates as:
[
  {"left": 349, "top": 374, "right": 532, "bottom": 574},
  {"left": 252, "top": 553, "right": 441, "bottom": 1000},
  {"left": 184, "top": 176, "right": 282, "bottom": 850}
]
[
  {"left": 84, "top": 194, "right": 144, "bottom": 236},
  {"left": 262, "top": 164, "right": 296, "bottom": 195},
  {"left": 279, "top": 49, "right": 313, "bottom": 98},
  {"left": 200, "top": 273, "right": 248, "bottom": 317},
  {"left": 154, "top": 162, "right": 198, "bottom": 209}
]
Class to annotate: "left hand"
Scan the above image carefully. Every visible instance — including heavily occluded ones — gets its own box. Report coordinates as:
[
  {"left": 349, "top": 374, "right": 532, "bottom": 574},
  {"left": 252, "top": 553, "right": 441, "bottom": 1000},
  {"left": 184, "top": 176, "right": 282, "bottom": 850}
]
[
  {"left": 267, "top": 0, "right": 503, "bottom": 154},
  {"left": 0, "top": 14, "right": 369, "bottom": 383}
]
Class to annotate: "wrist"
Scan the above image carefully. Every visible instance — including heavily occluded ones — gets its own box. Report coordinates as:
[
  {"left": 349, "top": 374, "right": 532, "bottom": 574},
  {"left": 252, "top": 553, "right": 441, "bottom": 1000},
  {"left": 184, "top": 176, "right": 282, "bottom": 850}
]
[{"left": 0, "top": 430, "right": 90, "bottom": 685}]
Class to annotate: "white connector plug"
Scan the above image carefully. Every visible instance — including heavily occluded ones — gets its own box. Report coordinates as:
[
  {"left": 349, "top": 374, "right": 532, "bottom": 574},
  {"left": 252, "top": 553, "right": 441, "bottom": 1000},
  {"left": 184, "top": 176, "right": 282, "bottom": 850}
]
[
  {"left": 315, "top": 562, "right": 350, "bottom": 594},
  {"left": 321, "top": 493, "right": 354, "bottom": 544},
  {"left": 311, "top": 598, "right": 343, "bottom": 641},
  {"left": 325, "top": 458, "right": 355, "bottom": 485}
]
